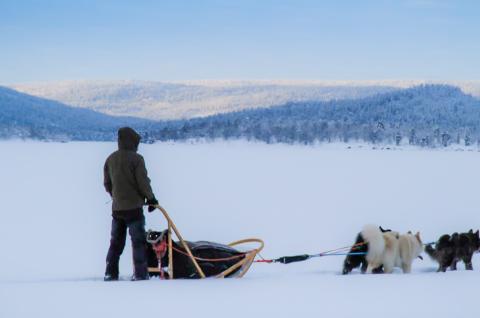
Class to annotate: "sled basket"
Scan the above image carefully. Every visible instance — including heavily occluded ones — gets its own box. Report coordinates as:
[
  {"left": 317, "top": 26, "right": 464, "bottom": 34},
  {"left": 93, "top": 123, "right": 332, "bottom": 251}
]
[{"left": 147, "top": 205, "right": 264, "bottom": 279}]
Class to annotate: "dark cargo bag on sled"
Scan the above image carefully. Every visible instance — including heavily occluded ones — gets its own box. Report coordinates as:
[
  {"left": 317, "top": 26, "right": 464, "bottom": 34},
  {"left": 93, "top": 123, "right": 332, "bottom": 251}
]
[{"left": 146, "top": 230, "right": 248, "bottom": 278}]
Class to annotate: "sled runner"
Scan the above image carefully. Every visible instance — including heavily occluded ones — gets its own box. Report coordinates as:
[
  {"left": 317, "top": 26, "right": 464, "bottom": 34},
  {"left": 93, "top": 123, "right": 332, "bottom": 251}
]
[{"left": 147, "top": 205, "right": 264, "bottom": 279}]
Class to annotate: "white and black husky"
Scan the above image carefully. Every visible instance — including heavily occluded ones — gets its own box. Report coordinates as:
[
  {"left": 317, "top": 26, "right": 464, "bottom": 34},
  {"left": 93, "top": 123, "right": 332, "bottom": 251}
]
[
  {"left": 362, "top": 224, "right": 423, "bottom": 274},
  {"left": 342, "top": 226, "right": 391, "bottom": 274}
]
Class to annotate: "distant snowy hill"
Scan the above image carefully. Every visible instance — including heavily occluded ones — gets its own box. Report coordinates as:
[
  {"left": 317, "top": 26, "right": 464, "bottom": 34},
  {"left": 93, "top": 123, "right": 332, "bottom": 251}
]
[
  {"left": 0, "top": 86, "right": 151, "bottom": 140},
  {"left": 2, "top": 84, "right": 480, "bottom": 146},
  {"left": 151, "top": 85, "right": 480, "bottom": 146},
  {"left": 9, "top": 80, "right": 402, "bottom": 120},
  {"left": 10, "top": 80, "right": 480, "bottom": 120}
]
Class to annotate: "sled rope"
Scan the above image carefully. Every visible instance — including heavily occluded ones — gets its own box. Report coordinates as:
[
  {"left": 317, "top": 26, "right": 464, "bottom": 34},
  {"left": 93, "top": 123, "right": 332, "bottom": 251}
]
[
  {"left": 255, "top": 239, "right": 437, "bottom": 265},
  {"left": 254, "top": 242, "right": 368, "bottom": 264},
  {"left": 317, "top": 241, "right": 367, "bottom": 255}
]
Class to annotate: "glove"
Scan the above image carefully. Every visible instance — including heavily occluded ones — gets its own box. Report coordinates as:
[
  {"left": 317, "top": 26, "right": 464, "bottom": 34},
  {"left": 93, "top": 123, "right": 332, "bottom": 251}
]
[{"left": 146, "top": 197, "right": 159, "bottom": 212}]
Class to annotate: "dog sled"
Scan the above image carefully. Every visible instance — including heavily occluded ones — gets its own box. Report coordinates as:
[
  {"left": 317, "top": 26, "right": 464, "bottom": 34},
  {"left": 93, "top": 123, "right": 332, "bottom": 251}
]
[
  {"left": 147, "top": 205, "right": 264, "bottom": 279},
  {"left": 145, "top": 208, "right": 478, "bottom": 277}
]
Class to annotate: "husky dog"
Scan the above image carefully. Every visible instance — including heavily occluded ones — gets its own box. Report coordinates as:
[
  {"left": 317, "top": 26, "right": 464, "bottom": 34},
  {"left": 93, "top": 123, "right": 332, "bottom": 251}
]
[
  {"left": 396, "top": 231, "right": 423, "bottom": 273},
  {"left": 426, "top": 230, "right": 480, "bottom": 271},
  {"left": 425, "top": 234, "right": 455, "bottom": 272},
  {"left": 450, "top": 230, "right": 479, "bottom": 270},
  {"left": 362, "top": 225, "right": 423, "bottom": 274},
  {"left": 342, "top": 226, "right": 391, "bottom": 275}
]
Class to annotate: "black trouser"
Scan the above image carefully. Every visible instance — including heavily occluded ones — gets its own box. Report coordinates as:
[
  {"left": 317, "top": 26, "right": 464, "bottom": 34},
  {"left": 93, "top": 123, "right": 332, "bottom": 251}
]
[{"left": 105, "top": 211, "right": 148, "bottom": 279}]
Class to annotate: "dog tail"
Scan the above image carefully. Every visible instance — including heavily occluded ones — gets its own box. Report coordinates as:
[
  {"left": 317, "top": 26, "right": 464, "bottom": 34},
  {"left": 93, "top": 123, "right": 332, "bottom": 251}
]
[
  {"left": 361, "top": 224, "right": 385, "bottom": 262},
  {"left": 424, "top": 243, "right": 437, "bottom": 260}
]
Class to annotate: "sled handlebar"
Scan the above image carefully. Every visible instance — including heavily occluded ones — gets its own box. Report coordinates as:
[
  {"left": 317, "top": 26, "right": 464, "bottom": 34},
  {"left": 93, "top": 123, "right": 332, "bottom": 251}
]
[{"left": 152, "top": 204, "right": 207, "bottom": 278}]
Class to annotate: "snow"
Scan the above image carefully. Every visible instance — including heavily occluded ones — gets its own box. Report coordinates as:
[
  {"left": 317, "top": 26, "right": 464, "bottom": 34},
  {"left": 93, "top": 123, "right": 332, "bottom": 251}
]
[{"left": 1, "top": 140, "right": 479, "bottom": 317}]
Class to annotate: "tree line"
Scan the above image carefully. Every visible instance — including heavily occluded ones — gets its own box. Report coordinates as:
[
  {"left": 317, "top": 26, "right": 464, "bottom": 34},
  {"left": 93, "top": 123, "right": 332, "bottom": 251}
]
[{"left": 145, "top": 85, "right": 480, "bottom": 147}]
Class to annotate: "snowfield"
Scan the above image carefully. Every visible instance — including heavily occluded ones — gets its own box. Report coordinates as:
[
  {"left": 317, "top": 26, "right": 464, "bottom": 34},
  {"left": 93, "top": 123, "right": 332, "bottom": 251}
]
[{"left": 1, "top": 141, "right": 479, "bottom": 317}]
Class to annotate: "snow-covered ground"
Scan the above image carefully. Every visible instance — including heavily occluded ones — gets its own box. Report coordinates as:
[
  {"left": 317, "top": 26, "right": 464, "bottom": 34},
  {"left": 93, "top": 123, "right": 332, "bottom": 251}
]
[{"left": 1, "top": 141, "right": 479, "bottom": 317}]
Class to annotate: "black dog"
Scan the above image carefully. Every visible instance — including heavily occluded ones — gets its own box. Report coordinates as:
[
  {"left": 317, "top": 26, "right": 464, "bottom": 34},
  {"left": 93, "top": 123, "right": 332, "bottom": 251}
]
[
  {"left": 451, "top": 230, "right": 480, "bottom": 270},
  {"left": 425, "top": 234, "right": 455, "bottom": 272},
  {"left": 425, "top": 229, "right": 480, "bottom": 272},
  {"left": 342, "top": 226, "right": 391, "bottom": 275}
]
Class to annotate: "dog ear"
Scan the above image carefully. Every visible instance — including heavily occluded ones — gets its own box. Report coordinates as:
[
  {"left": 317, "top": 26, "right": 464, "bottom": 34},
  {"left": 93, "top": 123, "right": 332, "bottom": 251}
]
[{"left": 415, "top": 232, "right": 422, "bottom": 243}]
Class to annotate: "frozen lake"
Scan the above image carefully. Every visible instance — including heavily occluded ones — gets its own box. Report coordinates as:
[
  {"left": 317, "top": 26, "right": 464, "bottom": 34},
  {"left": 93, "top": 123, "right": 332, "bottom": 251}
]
[{"left": 0, "top": 141, "right": 478, "bottom": 317}]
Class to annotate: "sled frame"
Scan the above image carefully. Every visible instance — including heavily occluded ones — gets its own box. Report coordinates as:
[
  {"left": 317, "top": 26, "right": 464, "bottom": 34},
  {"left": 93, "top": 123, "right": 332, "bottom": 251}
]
[
  {"left": 216, "top": 238, "right": 264, "bottom": 278},
  {"left": 149, "top": 205, "right": 264, "bottom": 279}
]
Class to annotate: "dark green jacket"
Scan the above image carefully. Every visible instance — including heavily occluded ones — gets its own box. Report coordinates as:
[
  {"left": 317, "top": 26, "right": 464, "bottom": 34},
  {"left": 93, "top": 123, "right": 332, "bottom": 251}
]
[{"left": 104, "top": 127, "right": 155, "bottom": 211}]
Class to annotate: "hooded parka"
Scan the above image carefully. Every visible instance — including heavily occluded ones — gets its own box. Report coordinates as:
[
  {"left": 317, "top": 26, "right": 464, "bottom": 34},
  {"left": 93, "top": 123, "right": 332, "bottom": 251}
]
[{"left": 104, "top": 127, "right": 155, "bottom": 212}]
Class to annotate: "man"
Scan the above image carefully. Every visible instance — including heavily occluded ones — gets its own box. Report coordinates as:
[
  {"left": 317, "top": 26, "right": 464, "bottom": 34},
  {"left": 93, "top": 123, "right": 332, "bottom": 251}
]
[{"left": 103, "top": 127, "right": 158, "bottom": 281}]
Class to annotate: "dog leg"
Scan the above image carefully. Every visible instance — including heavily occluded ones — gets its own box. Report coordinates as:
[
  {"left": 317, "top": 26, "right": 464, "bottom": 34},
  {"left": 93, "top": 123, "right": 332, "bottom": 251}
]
[
  {"left": 366, "top": 264, "right": 374, "bottom": 274},
  {"left": 361, "top": 261, "right": 368, "bottom": 274},
  {"left": 438, "top": 259, "right": 450, "bottom": 272},
  {"left": 372, "top": 266, "right": 384, "bottom": 274},
  {"left": 401, "top": 262, "right": 412, "bottom": 274},
  {"left": 450, "top": 260, "right": 457, "bottom": 271},
  {"left": 366, "top": 263, "right": 381, "bottom": 274},
  {"left": 383, "top": 262, "right": 394, "bottom": 274},
  {"left": 463, "top": 254, "right": 473, "bottom": 270}
]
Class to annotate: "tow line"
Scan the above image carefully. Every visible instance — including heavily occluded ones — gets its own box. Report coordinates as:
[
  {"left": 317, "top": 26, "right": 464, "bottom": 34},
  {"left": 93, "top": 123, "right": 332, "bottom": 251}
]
[
  {"left": 255, "top": 242, "right": 368, "bottom": 264},
  {"left": 256, "top": 241, "right": 437, "bottom": 264}
]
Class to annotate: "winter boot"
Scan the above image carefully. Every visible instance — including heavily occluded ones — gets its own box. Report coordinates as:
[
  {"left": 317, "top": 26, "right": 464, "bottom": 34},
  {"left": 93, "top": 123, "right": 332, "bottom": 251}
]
[
  {"left": 131, "top": 274, "right": 149, "bottom": 281},
  {"left": 104, "top": 274, "right": 119, "bottom": 281},
  {"left": 104, "top": 262, "right": 119, "bottom": 281}
]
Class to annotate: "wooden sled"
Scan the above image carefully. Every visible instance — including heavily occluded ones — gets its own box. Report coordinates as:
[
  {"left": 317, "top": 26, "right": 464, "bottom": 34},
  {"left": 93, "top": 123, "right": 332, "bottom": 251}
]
[{"left": 148, "top": 204, "right": 264, "bottom": 279}]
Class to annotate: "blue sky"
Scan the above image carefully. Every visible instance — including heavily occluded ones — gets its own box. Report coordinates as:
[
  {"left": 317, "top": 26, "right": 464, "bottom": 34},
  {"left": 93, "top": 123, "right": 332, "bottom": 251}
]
[{"left": 0, "top": 0, "right": 479, "bottom": 83}]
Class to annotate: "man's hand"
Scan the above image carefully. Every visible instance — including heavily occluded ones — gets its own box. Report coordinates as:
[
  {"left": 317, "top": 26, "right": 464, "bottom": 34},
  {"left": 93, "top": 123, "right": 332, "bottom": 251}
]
[{"left": 146, "top": 197, "right": 159, "bottom": 212}]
